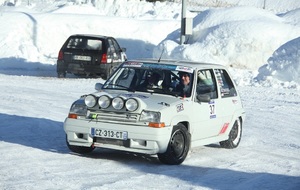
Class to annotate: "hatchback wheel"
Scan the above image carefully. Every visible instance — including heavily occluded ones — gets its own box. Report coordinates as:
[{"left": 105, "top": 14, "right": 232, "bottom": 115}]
[
  {"left": 220, "top": 118, "right": 242, "bottom": 149},
  {"left": 157, "top": 124, "right": 190, "bottom": 165},
  {"left": 57, "top": 72, "right": 66, "bottom": 78}
]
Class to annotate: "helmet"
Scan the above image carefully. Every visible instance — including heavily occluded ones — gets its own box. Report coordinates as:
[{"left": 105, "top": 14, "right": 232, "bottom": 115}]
[{"left": 147, "top": 70, "right": 164, "bottom": 86}]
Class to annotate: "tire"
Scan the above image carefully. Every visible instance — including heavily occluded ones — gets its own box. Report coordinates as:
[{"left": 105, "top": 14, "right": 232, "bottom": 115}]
[
  {"left": 104, "top": 67, "right": 112, "bottom": 80},
  {"left": 57, "top": 72, "right": 66, "bottom": 78},
  {"left": 157, "top": 124, "right": 191, "bottom": 165},
  {"left": 66, "top": 135, "right": 95, "bottom": 154},
  {"left": 220, "top": 118, "right": 242, "bottom": 149}
]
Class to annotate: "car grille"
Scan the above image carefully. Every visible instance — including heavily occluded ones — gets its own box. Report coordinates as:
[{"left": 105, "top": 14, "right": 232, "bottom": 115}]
[
  {"left": 88, "top": 111, "right": 139, "bottom": 123},
  {"left": 94, "top": 137, "right": 130, "bottom": 147}
]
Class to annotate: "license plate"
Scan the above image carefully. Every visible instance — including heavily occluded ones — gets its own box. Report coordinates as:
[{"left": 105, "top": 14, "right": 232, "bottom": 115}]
[
  {"left": 73, "top": 55, "right": 91, "bottom": 61},
  {"left": 91, "top": 128, "right": 128, "bottom": 140}
]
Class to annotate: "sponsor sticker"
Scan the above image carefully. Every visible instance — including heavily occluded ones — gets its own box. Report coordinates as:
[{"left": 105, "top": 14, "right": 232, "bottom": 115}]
[
  {"left": 176, "top": 66, "right": 194, "bottom": 73},
  {"left": 123, "top": 62, "right": 143, "bottom": 67},
  {"left": 209, "top": 100, "right": 216, "bottom": 119},
  {"left": 176, "top": 103, "right": 184, "bottom": 112},
  {"left": 219, "top": 123, "right": 229, "bottom": 134}
]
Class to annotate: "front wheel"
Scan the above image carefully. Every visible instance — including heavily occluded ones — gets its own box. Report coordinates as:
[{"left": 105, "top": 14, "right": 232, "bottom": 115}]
[
  {"left": 157, "top": 124, "right": 191, "bottom": 165},
  {"left": 220, "top": 118, "right": 242, "bottom": 149},
  {"left": 102, "top": 66, "right": 112, "bottom": 80},
  {"left": 66, "top": 135, "right": 95, "bottom": 154},
  {"left": 57, "top": 72, "right": 66, "bottom": 78}
]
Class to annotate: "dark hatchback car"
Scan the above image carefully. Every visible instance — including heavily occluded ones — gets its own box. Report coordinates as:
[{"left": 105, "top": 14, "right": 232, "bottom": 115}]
[{"left": 57, "top": 34, "right": 127, "bottom": 79}]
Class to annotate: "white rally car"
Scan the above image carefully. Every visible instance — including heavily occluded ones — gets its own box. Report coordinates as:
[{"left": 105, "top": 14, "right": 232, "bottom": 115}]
[{"left": 64, "top": 59, "right": 246, "bottom": 165}]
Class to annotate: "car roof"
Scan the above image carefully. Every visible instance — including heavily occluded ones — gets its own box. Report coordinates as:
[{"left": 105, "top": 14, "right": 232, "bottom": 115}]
[
  {"left": 128, "top": 58, "right": 227, "bottom": 70},
  {"left": 69, "top": 34, "right": 112, "bottom": 39}
]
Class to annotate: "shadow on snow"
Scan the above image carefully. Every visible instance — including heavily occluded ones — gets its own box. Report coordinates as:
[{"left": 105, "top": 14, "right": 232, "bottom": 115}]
[
  {"left": 84, "top": 149, "right": 300, "bottom": 190},
  {"left": 0, "top": 113, "right": 67, "bottom": 153},
  {"left": 0, "top": 113, "right": 299, "bottom": 189}
]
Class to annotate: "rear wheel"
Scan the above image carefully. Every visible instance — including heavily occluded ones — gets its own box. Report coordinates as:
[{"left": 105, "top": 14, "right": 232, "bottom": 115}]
[
  {"left": 157, "top": 124, "right": 191, "bottom": 165},
  {"left": 66, "top": 135, "right": 95, "bottom": 154},
  {"left": 220, "top": 118, "right": 242, "bottom": 149},
  {"left": 57, "top": 72, "right": 66, "bottom": 78},
  {"left": 104, "top": 67, "right": 112, "bottom": 80}
]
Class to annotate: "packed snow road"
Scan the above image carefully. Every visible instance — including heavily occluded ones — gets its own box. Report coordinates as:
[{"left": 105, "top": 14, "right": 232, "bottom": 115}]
[{"left": 0, "top": 74, "right": 299, "bottom": 190}]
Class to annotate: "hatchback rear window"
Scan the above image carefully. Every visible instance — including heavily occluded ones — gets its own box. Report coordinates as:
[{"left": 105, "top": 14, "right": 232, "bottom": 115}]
[{"left": 66, "top": 37, "right": 103, "bottom": 51}]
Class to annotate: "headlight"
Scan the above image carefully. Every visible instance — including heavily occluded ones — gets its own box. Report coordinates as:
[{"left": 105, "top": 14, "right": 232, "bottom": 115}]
[
  {"left": 112, "top": 97, "right": 124, "bottom": 110},
  {"left": 85, "top": 95, "right": 97, "bottom": 108},
  {"left": 125, "top": 98, "right": 138, "bottom": 111},
  {"left": 98, "top": 95, "right": 110, "bottom": 108},
  {"left": 140, "top": 111, "right": 161, "bottom": 122},
  {"left": 68, "top": 103, "right": 87, "bottom": 119}
]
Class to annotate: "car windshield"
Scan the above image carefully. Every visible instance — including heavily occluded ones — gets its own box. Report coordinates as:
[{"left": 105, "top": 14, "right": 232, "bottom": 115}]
[{"left": 103, "top": 61, "right": 194, "bottom": 97}]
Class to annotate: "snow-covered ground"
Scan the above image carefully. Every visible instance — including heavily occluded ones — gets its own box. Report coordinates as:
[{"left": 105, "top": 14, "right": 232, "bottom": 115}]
[{"left": 0, "top": 0, "right": 299, "bottom": 189}]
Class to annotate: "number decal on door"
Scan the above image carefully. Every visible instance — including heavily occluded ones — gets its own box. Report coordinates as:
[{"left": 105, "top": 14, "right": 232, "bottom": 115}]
[{"left": 209, "top": 101, "right": 216, "bottom": 119}]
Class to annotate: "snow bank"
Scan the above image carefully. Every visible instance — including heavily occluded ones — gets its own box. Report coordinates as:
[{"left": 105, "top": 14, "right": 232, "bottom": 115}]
[
  {"left": 153, "top": 7, "right": 300, "bottom": 88},
  {"left": 257, "top": 37, "right": 300, "bottom": 84},
  {"left": 154, "top": 7, "right": 300, "bottom": 70},
  {"left": 280, "top": 8, "right": 300, "bottom": 25},
  {"left": 1, "top": 0, "right": 300, "bottom": 88}
]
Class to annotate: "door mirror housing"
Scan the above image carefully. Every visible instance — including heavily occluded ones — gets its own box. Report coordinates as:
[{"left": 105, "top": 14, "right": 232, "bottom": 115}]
[
  {"left": 95, "top": 83, "right": 103, "bottom": 91},
  {"left": 196, "top": 94, "right": 211, "bottom": 103}
]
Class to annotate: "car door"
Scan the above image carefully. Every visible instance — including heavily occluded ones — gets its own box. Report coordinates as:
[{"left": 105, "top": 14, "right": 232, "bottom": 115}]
[
  {"left": 191, "top": 69, "right": 223, "bottom": 140},
  {"left": 214, "top": 69, "right": 240, "bottom": 130},
  {"left": 107, "top": 38, "right": 122, "bottom": 63}
]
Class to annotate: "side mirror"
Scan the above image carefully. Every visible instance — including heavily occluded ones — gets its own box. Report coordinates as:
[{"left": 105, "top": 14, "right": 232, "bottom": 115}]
[
  {"left": 121, "top": 47, "right": 126, "bottom": 52},
  {"left": 196, "top": 94, "right": 211, "bottom": 103},
  {"left": 95, "top": 83, "right": 103, "bottom": 91}
]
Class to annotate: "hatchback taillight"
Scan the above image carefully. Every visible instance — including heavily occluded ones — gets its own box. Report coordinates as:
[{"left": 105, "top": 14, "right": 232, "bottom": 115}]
[
  {"left": 101, "top": 53, "right": 107, "bottom": 64},
  {"left": 58, "top": 50, "right": 64, "bottom": 60}
]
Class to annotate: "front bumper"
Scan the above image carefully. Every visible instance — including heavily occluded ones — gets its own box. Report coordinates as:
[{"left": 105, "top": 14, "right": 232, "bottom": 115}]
[{"left": 64, "top": 118, "right": 172, "bottom": 154}]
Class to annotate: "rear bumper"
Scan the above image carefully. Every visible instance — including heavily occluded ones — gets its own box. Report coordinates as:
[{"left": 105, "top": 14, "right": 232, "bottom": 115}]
[
  {"left": 64, "top": 118, "right": 172, "bottom": 154},
  {"left": 57, "top": 60, "right": 112, "bottom": 75}
]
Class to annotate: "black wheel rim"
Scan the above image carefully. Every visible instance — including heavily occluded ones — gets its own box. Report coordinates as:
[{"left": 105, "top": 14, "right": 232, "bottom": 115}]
[
  {"left": 170, "top": 129, "right": 185, "bottom": 158},
  {"left": 230, "top": 122, "right": 238, "bottom": 140},
  {"left": 230, "top": 120, "right": 241, "bottom": 145}
]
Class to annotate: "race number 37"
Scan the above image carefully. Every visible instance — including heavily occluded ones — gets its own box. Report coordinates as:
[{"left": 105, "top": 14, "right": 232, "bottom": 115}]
[{"left": 209, "top": 101, "right": 216, "bottom": 119}]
